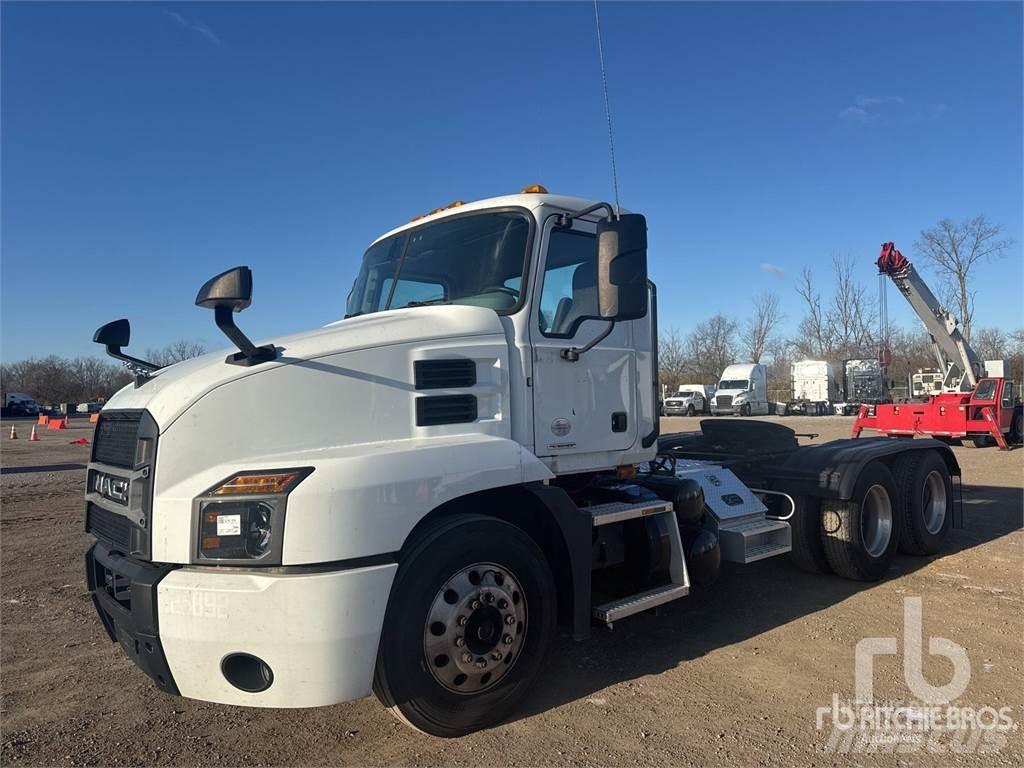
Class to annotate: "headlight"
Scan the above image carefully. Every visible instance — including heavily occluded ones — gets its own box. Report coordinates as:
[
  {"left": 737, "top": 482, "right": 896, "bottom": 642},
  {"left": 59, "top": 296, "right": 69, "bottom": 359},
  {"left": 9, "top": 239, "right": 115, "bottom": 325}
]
[
  {"left": 194, "top": 469, "right": 312, "bottom": 565},
  {"left": 732, "top": 393, "right": 747, "bottom": 403}
]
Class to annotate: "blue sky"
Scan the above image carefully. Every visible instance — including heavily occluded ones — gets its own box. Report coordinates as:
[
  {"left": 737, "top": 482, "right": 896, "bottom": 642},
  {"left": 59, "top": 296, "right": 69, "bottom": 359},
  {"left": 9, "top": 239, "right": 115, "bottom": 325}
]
[{"left": 2, "top": 1, "right": 1021, "bottom": 360}]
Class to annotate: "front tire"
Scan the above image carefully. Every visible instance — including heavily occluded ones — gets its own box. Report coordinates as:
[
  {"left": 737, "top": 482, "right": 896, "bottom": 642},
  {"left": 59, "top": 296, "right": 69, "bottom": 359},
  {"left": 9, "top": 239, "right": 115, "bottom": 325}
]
[
  {"left": 686, "top": 404, "right": 696, "bottom": 417},
  {"left": 740, "top": 403, "right": 751, "bottom": 417},
  {"left": 373, "top": 514, "right": 555, "bottom": 737},
  {"left": 893, "top": 450, "right": 952, "bottom": 555},
  {"left": 820, "top": 462, "right": 900, "bottom": 581}
]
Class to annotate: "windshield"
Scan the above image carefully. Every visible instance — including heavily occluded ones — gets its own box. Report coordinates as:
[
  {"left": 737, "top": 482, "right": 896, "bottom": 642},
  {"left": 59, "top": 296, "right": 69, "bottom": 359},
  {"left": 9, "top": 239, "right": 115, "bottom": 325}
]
[
  {"left": 677, "top": 391, "right": 696, "bottom": 398},
  {"left": 719, "top": 379, "right": 749, "bottom": 390},
  {"left": 346, "top": 211, "right": 531, "bottom": 317}
]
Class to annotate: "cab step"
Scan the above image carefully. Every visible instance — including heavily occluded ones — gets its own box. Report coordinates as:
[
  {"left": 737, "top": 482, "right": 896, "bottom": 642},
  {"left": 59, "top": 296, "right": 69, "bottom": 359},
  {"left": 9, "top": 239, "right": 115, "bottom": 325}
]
[
  {"left": 587, "top": 499, "right": 674, "bottom": 526},
  {"left": 592, "top": 582, "right": 689, "bottom": 625},
  {"left": 718, "top": 517, "right": 791, "bottom": 564}
]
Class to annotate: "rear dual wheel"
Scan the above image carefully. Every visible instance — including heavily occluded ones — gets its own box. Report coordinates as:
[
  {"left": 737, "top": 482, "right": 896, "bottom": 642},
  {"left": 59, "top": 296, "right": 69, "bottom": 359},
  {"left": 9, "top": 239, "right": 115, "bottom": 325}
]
[
  {"left": 373, "top": 514, "right": 555, "bottom": 737},
  {"left": 820, "top": 462, "right": 900, "bottom": 581},
  {"left": 893, "top": 450, "right": 952, "bottom": 555}
]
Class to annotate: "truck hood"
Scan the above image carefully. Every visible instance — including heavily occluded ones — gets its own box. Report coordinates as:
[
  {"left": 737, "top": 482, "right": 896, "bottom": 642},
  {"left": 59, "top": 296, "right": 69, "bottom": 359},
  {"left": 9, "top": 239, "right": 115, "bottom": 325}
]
[{"left": 103, "top": 305, "right": 506, "bottom": 430}]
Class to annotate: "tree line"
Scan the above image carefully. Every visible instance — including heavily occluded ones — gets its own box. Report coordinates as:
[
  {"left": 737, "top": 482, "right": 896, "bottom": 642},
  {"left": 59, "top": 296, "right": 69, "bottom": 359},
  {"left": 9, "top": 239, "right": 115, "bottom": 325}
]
[{"left": 1, "top": 341, "right": 206, "bottom": 406}]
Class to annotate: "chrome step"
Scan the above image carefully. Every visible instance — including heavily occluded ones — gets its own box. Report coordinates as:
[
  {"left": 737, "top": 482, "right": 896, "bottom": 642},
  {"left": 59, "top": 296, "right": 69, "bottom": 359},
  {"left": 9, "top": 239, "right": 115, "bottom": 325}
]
[
  {"left": 587, "top": 499, "right": 674, "bottom": 527},
  {"left": 592, "top": 582, "right": 689, "bottom": 624},
  {"left": 718, "top": 518, "right": 792, "bottom": 563}
]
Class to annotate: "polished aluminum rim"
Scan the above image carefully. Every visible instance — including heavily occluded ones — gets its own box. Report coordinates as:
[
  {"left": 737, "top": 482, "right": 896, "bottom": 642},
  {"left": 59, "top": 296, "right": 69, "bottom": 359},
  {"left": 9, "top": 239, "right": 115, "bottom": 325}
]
[
  {"left": 922, "top": 470, "right": 947, "bottom": 534},
  {"left": 860, "top": 484, "right": 893, "bottom": 558},
  {"left": 423, "top": 562, "right": 526, "bottom": 695}
]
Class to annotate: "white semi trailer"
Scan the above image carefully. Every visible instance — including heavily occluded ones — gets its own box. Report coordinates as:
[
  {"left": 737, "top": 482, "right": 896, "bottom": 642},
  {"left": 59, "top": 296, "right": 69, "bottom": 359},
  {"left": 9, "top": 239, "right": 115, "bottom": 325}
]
[
  {"left": 84, "top": 188, "right": 960, "bottom": 736},
  {"left": 786, "top": 360, "right": 838, "bottom": 415}
]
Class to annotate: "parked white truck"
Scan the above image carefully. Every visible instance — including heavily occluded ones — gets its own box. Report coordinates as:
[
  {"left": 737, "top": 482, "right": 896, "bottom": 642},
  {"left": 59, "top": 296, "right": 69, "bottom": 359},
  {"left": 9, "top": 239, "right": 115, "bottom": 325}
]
[
  {"left": 786, "top": 360, "right": 838, "bottom": 416},
  {"left": 711, "top": 363, "right": 770, "bottom": 416},
  {"left": 662, "top": 384, "right": 713, "bottom": 416},
  {"left": 84, "top": 188, "right": 960, "bottom": 736}
]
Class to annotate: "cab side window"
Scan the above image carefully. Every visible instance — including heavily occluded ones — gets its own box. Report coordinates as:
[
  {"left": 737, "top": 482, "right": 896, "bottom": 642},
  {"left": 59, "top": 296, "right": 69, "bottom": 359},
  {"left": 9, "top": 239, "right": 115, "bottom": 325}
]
[
  {"left": 538, "top": 230, "right": 597, "bottom": 337},
  {"left": 1002, "top": 382, "right": 1015, "bottom": 407}
]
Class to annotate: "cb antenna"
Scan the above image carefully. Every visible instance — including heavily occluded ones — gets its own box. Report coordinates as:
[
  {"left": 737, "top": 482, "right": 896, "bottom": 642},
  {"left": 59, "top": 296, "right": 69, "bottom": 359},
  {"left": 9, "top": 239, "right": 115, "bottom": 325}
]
[{"left": 593, "top": 0, "right": 620, "bottom": 218}]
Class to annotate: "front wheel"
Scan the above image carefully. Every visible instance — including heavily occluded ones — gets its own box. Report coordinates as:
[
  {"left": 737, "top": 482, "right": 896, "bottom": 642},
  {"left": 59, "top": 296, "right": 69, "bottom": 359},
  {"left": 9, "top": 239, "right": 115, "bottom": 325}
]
[
  {"left": 686, "top": 404, "right": 696, "bottom": 417},
  {"left": 373, "top": 514, "right": 555, "bottom": 737},
  {"left": 740, "top": 403, "right": 752, "bottom": 417},
  {"left": 820, "top": 462, "right": 900, "bottom": 581}
]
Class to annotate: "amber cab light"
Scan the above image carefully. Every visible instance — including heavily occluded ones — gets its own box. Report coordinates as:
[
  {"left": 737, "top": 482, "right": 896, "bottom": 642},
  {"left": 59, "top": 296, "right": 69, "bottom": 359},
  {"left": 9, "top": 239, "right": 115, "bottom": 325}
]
[
  {"left": 520, "top": 184, "right": 548, "bottom": 194},
  {"left": 210, "top": 469, "right": 311, "bottom": 496}
]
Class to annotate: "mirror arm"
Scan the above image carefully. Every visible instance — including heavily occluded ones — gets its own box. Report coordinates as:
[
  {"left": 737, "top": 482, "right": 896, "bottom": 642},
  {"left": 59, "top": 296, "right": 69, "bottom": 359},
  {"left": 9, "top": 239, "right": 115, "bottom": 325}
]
[
  {"left": 214, "top": 305, "right": 277, "bottom": 366},
  {"left": 560, "top": 321, "right": 615, "bottom": 362},
  {"left": 103, "top": 345, "right": 161, "bottom": 373},
  {"left": 557, "top": 202, "right": 616, "bottom": 228}
]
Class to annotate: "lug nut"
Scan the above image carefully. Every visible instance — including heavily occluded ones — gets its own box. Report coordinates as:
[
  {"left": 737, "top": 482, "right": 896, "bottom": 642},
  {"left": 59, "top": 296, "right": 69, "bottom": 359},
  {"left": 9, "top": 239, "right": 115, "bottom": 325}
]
[
  {"left": 505, "top": 615, "right": 516, "bottom": 625},
  {"left": 491, "top": 651, "right": 503, "bottom": 661},
  {"left": 484, "top": 592, "right": 494, "bottom": 603},
  {"left": 470, "top": 599, "right": 481, "bottom": 610},
  {"left": 475, "top": 659, "right": 487, "bottom": 669},
  {"left": 455, "top": 637, "right": 465, "bottom": 647},
  {"left": 497, "top": 598, "right": 508, "bottom": 609},
  {"left": 457, "top": 615, "right": 467, "bottom": 626},
  {"left": 461, "top": 652, "right": 473, "bottom": 663},
  {"left": 503, "top": 634, "right": 513, "bottom": 645}
]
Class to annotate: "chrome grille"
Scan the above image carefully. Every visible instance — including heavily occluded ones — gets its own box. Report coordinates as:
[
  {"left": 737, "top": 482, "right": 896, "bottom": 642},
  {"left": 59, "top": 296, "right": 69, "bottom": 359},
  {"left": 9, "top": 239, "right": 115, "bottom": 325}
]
[{"left": 716, "top": 395, "right": 734, "bottom": 408}]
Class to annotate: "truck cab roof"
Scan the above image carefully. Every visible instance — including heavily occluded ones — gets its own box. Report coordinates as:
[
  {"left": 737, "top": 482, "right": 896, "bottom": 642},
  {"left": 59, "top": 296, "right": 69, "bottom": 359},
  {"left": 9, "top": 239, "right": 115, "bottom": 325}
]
[{"left": 370, "top": 192, "right": 616, "bottom": 246}]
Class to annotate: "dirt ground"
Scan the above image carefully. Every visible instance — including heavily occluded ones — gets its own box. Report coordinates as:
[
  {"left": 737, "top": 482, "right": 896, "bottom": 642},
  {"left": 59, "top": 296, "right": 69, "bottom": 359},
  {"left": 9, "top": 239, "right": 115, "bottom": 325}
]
[{"left": 1, "top": 414, "right": 1022, "bottom": 766}]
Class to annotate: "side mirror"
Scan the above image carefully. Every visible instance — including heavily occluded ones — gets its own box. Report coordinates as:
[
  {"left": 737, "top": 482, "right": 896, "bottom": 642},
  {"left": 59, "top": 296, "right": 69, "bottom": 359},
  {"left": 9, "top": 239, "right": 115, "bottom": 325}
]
[
  {"left": 92, "top": 318, "right": 160, "bottom": 373},
  {"left": 596, "top": 214, "right": 648, "bottom": 321},
  {"left": 196, "top": 266, "right": 253, "bottom": 311},
  {"left": 93, "top": 318, "right": 131, "bottom": 349},
  {"left": 196, "top": 266, "right": 276, "bottom": 366}
]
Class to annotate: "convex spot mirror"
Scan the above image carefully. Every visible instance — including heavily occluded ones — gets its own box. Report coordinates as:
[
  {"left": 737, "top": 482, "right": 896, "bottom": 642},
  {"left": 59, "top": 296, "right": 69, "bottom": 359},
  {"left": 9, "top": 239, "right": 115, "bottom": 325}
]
[
  {"left": 93, "top": 318, "right": 131, "bottom": 349},
  {"left": 196, "top": 266, "right": 253, "bottom": 312},
  {"left": 597, "top": 213, "right": 648, "bottom": 321}
]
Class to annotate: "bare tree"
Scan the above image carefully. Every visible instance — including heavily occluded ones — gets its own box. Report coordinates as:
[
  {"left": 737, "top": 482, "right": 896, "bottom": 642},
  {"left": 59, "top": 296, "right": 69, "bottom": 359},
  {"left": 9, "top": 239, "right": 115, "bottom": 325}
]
[
  {"left": 741, "top": 290, "right": 784, "bottom": 363},
  {"left": 914, "top": 215, "right": 1012, "bottom": 343},
  {"left": 971, "top": 327, "right": 1008, "bottom": 362},
  {"left": 795, "top": 267, "right": 831, "bottom": 358},
  {"left": 684, "top": 314, "right": 737, "bottom": 382},
  {"left": 658, "top": 327, "right": 688, "bottom": 394},
  {"left": 795, "top": 255, "right": 876, "bottom": 362},
  {"left": 146, "top": 340, "right": 207, "bottom": 367}
]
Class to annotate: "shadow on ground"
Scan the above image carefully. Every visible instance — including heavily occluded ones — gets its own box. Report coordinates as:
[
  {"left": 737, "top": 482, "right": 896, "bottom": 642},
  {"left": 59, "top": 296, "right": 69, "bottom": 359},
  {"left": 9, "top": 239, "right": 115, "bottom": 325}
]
[{"left": 514, "top": 482, "right": 1021, "bottom": 723}]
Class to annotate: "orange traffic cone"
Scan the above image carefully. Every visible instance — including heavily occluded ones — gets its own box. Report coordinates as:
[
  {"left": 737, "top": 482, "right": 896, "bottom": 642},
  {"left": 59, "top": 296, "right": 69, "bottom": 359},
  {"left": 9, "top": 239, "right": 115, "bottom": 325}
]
[
  {"left": 9, "top": 425, "right": 17, "bottom": 439},
  {"left": 29, "top": 425, "right": 40, "bottom": 441}
]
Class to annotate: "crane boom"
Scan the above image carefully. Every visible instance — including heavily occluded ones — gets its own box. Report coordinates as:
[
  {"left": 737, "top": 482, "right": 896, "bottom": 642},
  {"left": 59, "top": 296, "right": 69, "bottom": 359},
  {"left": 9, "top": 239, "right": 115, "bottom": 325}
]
[{"left": 876, "top": 242, "right": 981, "bottom": 391}]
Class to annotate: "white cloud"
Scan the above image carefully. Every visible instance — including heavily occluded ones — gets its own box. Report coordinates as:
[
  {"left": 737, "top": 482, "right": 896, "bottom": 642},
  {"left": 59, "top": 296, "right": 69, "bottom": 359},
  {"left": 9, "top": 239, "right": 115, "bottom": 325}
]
[
  {"left": 163, "top": 9, "right": 223, "bottom": 46},
  {"left": 760, "top": 262, "right": 786, "bottom": 277},
  {"left": 840, "top": 95, "right": 907, "bottom": 122}
]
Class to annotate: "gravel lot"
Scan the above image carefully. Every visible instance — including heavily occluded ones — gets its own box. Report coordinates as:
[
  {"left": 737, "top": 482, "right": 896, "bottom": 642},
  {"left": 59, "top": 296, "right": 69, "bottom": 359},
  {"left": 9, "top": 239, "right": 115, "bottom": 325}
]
[{"left": 2, "top": 415, "right": 1021, "bottom": 766}]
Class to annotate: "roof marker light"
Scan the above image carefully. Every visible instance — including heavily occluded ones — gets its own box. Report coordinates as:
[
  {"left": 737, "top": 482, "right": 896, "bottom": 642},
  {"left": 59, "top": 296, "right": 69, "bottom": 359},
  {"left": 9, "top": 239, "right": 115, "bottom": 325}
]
[{"left": 520, "top": 184, "right": 548, "bottom": 194}]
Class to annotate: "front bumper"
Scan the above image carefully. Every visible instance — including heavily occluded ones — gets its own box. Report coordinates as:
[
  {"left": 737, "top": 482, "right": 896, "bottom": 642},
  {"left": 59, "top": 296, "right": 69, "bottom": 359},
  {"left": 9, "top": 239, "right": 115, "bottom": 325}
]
[
  {"left": 87, "top": 542, "right": 398, "bottom": 708},
  {"left": 87, "top": 542, "right": 180, "bottom": 695}
]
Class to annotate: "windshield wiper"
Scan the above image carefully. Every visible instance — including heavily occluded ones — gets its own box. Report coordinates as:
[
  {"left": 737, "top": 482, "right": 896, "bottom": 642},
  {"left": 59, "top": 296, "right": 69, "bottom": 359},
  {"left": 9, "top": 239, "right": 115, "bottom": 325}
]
[{"left": 405, "top": 298, "right": 450, "bottom": 307}]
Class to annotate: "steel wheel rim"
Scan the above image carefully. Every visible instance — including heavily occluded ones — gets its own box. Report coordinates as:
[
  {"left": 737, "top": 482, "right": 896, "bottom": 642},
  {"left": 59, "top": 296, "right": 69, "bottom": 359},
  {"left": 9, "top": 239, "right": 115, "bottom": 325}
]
[
  {"left": 860, "top": 484, "right": 893, "bottom": 558},
  {"left": 922, "top": 470, "right": 947, "bottom": 534},
  {"left": 423, "top": 562, "right": 526, "bottom": 695}
]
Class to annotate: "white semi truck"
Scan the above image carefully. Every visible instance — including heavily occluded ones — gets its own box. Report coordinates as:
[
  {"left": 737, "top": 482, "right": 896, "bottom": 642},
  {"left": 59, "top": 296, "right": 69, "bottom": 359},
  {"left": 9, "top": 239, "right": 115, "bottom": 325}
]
[
  {"left": 84, "top": 188, "right": 960, "bottom": 736},
  {"left": 711, "top": 363, "right": 770, "bottom": 416}
]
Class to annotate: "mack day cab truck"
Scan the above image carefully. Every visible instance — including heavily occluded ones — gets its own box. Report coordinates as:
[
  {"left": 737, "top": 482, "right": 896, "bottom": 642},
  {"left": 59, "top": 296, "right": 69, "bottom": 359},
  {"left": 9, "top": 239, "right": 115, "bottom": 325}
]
[{"left": 84, "top": 188, "right": 962, "bottom": 737}]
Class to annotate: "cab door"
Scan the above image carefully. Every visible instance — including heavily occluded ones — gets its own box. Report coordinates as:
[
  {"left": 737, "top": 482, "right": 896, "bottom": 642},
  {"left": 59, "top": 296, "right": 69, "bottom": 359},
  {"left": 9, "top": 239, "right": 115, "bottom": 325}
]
[{"left": 528, "top": 215, "right": 638, "bottom": 465}]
